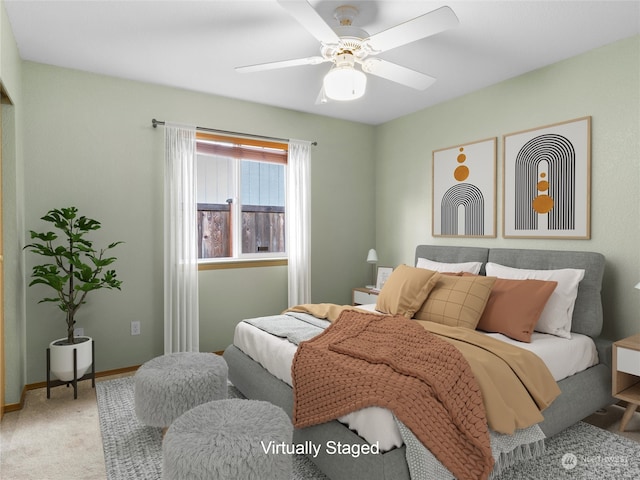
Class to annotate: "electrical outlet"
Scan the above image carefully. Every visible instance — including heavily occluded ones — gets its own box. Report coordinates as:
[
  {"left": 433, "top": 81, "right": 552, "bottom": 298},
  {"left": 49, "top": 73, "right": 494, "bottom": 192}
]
[
  {"left": 131, "top": 321, "right": 141, "bottom": 336},
  {"left": 74, "top": 327, "right": 84, "bottom": 337}
]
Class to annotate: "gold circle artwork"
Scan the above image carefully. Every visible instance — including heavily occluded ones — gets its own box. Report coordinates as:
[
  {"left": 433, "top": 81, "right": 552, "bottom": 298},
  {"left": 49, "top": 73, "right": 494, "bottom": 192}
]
[
  {"left": 454, "top": 147, "right": 470, "bottom": 181},
  {"left": 454, "top": 165, "right": 469, "bottom": 181},
  {"left": 532, "top": 171, "right": 554, "bottom": 213},
  {"left": 532, "top": 194, "right": 554, "bottom": 213}
]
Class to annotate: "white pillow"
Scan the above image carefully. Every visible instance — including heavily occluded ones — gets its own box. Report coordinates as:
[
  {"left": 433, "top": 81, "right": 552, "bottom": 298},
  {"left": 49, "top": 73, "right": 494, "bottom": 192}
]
[
  {"left": 416, "top": 257, "right": 482, "bottom": 275},
  {"left": 484, "top": 262, "right": 585, "bottom": 339}
]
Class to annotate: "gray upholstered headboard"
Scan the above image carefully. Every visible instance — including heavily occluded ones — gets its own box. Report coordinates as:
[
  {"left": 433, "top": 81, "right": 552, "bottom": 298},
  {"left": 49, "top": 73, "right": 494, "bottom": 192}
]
[{"left": 414, "top": 245, "right": 605, "bottom": 338}]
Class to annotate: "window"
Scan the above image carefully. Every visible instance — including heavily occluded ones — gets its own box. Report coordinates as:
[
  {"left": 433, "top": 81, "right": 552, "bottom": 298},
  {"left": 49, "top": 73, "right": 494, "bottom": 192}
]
[{"left": 196, "top": 132, "right": 288, "bottom": 262}]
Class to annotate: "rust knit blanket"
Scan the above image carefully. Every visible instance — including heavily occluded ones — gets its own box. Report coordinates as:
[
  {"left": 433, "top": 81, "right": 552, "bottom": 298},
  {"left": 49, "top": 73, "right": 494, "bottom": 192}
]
[{"left": 292, "top": 310, "right": 494, "bottom": 480}]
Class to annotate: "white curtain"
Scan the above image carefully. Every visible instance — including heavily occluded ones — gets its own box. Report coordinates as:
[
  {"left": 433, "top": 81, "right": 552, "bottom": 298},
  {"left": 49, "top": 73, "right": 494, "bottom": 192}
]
[
  {"left": 164, "top": 123, "right": 199, "bottom": 353},
  {"left": 287, "top": 140, "right": 312, "bottom": 307}
]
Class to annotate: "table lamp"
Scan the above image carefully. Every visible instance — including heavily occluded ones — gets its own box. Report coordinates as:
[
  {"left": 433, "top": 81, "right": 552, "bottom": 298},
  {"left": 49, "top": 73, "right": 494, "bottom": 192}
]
[{"left": 366, "top": 248, "right": 378, "bottom": 288}]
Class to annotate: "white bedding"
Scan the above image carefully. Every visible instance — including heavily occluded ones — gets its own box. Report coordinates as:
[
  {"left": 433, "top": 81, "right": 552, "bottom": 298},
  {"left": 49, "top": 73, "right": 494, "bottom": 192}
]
[{"left": 232, "top": 304, "right": 598, "bottom": 451}]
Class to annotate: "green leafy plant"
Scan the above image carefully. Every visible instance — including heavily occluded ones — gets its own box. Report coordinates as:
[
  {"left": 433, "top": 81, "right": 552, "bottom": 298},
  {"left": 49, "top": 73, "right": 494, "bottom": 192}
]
[{"left": 24, "top": 207, "right": 123, "bottom": 344}]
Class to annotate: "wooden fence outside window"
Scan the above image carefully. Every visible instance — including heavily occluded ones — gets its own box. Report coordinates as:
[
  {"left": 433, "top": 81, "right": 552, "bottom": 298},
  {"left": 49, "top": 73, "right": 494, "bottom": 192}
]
[{"left": 197, "top": 203, "right": 285, "bottom": 258}]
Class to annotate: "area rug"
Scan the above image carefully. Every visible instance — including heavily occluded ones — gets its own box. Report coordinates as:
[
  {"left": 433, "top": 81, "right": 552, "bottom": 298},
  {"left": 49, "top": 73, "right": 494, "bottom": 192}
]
[
  {"left": 96, "top": 376, "right": 328, "bottom": 480},
  {"left": 96, "top": 376, "right": 640, "bottom": 479}
]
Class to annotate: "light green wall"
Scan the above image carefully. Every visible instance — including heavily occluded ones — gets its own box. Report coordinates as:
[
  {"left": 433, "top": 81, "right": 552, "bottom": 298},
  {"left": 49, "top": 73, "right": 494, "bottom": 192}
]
[
  {"left": 1, "top": 0, "right": 26, "bottom": 407},
  {"left": 374, "top": 36, "right": 640, "bottom": 340},
  {"left": 199, "top": 266, "right": 288, "bottom": 353},
  {"left": 20, "top": 62, "right": 375, "bottom": 386}
]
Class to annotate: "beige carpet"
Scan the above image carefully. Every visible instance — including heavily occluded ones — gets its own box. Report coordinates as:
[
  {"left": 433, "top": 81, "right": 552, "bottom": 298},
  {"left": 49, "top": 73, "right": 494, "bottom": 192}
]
[
  {"left": 1, "top": 373, "right": 639, "bottom": 480},
  {"left": 0, "top": 375, "right": 130, "bottom": 480}
]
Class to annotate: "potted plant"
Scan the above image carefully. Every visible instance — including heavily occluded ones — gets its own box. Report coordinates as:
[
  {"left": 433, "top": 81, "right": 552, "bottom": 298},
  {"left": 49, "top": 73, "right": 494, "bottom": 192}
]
[{"left": 24, "top": 207, "right": 123, "bottom": 382}]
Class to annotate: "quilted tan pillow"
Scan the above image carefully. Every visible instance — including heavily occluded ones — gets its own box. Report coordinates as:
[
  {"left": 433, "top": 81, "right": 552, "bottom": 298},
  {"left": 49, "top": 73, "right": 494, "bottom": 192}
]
[
  {"left": 477, "top": 278, "right": 558, "bottom": 342},
  {"left": 375, "top": 265, "right": 440, "bottom": 318},
  {"left": 414, "top": 275, "right": 496, "bottom": 328}
]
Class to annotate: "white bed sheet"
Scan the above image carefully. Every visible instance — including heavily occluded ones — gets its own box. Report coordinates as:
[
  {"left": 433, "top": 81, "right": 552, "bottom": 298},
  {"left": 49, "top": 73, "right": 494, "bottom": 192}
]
[
  {"left": 232, "top": 304, "right": 598, "bottom": 451},
  {"left": 234, "top": 318, "right": 403, "bottom": 450}
]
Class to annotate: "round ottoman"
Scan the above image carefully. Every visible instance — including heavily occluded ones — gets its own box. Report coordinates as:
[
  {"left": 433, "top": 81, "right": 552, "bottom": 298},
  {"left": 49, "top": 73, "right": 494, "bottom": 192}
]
[
  {"left": 163, "top": 399, "right": 293, "bottom": 480},
  {"left": 134, "top": 352, "right": 228, "bottom": 428}
]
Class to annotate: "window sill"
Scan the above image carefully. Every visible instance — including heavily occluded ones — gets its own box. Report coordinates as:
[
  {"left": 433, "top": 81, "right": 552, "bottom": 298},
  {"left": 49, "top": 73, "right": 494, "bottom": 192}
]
[{"left": 198, "top": 258, "right": 288, "bottom": 270}]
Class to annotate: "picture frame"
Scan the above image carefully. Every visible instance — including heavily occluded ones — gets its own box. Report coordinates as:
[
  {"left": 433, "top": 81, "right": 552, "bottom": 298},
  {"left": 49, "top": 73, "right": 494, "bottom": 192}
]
[
  {"left": 503, "top": 116, "right": 591, "bottom": 239},
  {"left": 375, "top": 267, "right": 393, "bottom": 291},
  {"left": 432, "top": 137, "right": 497, "bottom": 237}
]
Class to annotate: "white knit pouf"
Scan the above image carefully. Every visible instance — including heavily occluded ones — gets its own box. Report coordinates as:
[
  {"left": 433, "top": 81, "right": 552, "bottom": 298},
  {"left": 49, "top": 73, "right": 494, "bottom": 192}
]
[
  {"left": 163, "top": 399, "right": 293, "bottom": 480},
  {"left": 134, "top": 352, "right": 228, "bottom": 428}
]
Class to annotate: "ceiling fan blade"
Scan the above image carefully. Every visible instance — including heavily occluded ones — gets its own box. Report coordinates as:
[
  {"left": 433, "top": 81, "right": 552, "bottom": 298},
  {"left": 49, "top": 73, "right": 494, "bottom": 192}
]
[
  {"left": 236, "top": 56, "right": 327, "bottom": 73},
  {"left": 364, "top": 6, "right": 459, "bottom": 53},
  {"left": 362, "top": 58, "right": 436, "bottom": 90},
  {"left": 277, "top": 0, "right": 340, "bottom": 45}
]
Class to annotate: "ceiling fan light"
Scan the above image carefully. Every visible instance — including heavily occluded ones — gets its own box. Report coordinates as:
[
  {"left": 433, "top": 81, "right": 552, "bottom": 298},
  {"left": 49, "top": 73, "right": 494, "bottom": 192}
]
[{"left": 323, "top": 66, "right": 367, "bottom": 101}]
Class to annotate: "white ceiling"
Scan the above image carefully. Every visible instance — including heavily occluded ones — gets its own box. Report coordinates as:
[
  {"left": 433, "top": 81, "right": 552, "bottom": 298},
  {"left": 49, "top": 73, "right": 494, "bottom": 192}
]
[{"left": 4, "top": 1, "right": 640, "bottom": 125}]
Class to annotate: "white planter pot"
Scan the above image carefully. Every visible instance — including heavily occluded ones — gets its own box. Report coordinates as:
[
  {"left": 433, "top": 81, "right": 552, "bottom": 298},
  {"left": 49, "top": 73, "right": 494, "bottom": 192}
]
[{"left": 49, "top": 336, "right": 93, "bottom": 382}]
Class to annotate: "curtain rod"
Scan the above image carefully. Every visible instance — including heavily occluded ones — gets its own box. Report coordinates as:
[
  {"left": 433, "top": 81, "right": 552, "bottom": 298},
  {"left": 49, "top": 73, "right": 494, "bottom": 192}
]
[{"left": 152, "top": 119, "right": 317, "bottom": 146}]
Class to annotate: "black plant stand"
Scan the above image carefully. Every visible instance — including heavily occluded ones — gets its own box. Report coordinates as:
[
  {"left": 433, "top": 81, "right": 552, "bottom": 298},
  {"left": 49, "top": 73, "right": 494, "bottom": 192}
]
[{"left": 46, "top": 339, "right": 95, "bottom": 399}]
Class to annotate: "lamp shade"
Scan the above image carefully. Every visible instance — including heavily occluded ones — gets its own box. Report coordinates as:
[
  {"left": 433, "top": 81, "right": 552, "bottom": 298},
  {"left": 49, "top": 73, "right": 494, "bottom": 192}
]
[
  {"left": 367, "top": 248, "right": 378, "bottom": 264},
  {"left": 323, "top": 66, "right": 367, "bottom": 101},
  {"left": 635, "top": 282, "right": 640, "bottom": 290}
]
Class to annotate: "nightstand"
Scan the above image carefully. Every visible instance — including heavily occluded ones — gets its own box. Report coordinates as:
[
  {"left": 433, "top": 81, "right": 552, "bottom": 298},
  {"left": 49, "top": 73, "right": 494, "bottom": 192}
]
[
  {"left": 612, "top": 333, "right": 640, "bottom": 432},
  {"left": 352, "top": 287, "right": 379, "bottom": 306}
]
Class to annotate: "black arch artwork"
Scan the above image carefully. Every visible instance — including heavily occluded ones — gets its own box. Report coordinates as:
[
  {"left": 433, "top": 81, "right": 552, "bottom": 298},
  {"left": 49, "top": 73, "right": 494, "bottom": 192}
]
[
  {"left": 440, "top": 183, "right": 485, "bottom": 235},
  {"left": 514, "top": 134, "right": 576, "bottom": 231}
]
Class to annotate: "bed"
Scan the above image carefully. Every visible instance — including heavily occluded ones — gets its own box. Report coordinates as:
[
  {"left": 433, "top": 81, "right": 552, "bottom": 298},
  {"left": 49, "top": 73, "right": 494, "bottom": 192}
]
[{"left": 223, "top": 245, "right": 615, "bottom": 480}]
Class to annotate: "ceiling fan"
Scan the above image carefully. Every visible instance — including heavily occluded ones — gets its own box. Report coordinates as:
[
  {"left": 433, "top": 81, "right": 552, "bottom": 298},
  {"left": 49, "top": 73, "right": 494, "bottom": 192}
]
[{"left": 235, "top": 1, "right": 459, "bottom": 102}]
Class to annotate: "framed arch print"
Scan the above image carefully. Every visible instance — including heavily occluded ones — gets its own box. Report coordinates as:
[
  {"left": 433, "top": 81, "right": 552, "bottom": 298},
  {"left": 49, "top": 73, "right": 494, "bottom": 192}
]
[
  {"left": 432, "top": 137, "right": 497, "bottom": 237},
  {"left": 503, "top": 116, "right": 591, "bottom": 239}
]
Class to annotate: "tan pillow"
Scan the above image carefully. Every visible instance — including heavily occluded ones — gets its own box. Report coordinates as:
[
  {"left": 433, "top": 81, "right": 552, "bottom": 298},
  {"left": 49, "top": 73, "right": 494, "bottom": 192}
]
[
  {"left": 477, "top": 278, "right": 558, "bottom": 342},
  {"left": 414, "top": 275, "right": 496, "bottom": 329},
  {"left": 375, "top": 265, "right": 440, "bottom": 318}
]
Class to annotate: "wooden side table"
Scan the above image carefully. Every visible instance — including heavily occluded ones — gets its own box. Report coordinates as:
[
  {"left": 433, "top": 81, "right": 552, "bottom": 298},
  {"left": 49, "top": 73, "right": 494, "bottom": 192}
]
[
  {"left": 352, "top": 287, "right": 379, "bottom": 306},
  {"left": 612, "top": 333, "right": 640, "bottom": 431}
]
